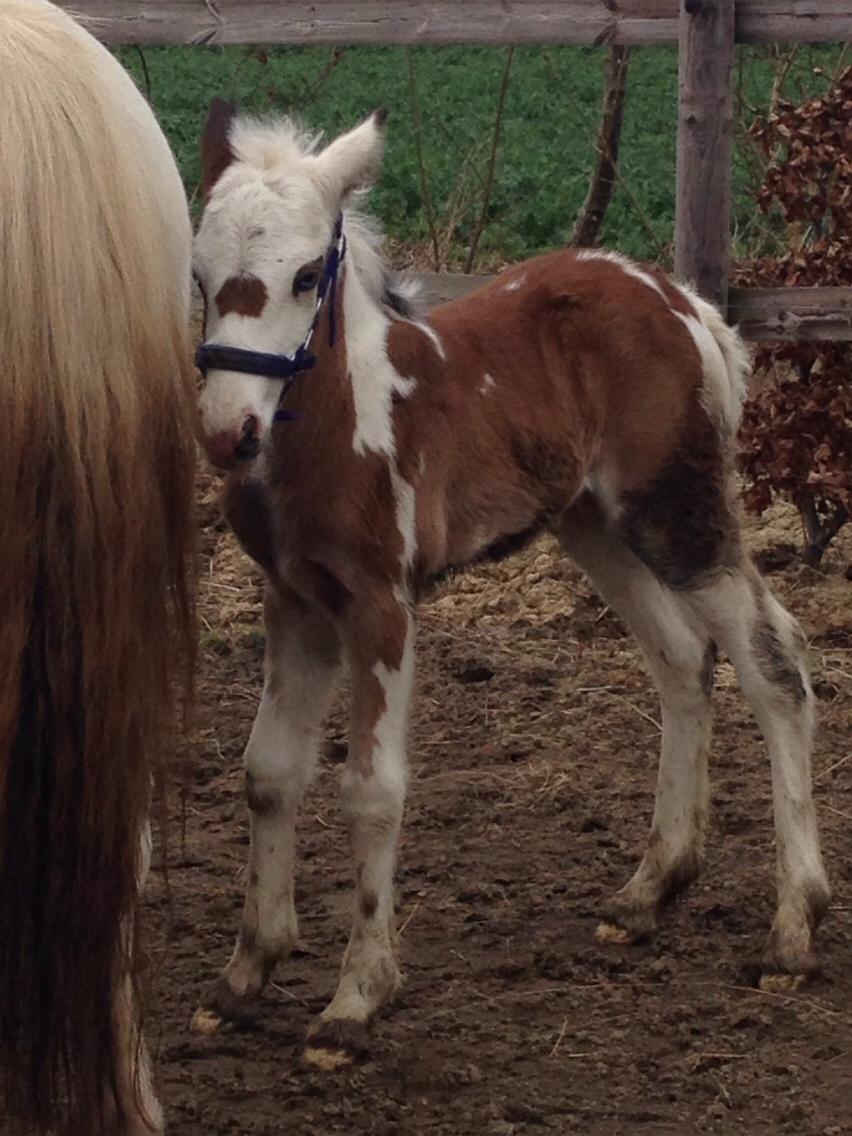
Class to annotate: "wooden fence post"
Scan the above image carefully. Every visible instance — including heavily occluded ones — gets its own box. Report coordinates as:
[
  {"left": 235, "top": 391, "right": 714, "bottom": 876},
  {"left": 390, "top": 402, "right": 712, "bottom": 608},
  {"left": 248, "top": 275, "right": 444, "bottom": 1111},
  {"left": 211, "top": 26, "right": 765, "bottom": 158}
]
[{"left": 674, "top": 0, "right": 735, "bottom": 309}]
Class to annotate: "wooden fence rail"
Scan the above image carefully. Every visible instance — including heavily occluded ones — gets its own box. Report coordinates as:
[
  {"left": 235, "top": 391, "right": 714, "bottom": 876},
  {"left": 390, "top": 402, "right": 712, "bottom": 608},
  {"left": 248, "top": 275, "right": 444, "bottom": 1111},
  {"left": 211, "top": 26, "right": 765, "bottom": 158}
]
[
  {"left": 411, "top": 276, "right": 852, "bottom": 342},
  {"left": 71, "top": 0, "right": 852, "bottom": 340},
  {"left": 72, "top": 1, "right": 851, "bottom": 46}
]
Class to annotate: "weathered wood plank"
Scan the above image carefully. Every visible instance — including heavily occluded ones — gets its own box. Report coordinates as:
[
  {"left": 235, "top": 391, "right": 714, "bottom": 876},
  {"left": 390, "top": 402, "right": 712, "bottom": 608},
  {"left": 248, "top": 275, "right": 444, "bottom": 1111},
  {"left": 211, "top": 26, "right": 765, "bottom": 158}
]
[
  {"left": 67, "top": 1, "right": 852, "bottom": 46},
  {"left": 412, "top": 276, "right": 852, "bottom": 341},
  {"left": 728, "top": 286, "right": 852, "bottom": 342},
  {"left": 191, "top": 274, "right": 852, "bottom": 341},
  {"left": 71, "top": 1, "right": 668, "bottom": 46},
  {"left": 674, "top": 0, "right": 735, "bottom": 309},
  {"left": 736, "top": 1, "right": 852, "bottom": 43}
]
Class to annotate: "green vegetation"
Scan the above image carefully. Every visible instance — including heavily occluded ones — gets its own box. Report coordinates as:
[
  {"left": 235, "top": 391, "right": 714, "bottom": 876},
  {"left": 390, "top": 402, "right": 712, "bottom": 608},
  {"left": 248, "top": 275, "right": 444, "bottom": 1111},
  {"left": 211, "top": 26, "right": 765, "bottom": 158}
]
[{"left": 116, "top": 43, "right": 844, "bottom": 269}]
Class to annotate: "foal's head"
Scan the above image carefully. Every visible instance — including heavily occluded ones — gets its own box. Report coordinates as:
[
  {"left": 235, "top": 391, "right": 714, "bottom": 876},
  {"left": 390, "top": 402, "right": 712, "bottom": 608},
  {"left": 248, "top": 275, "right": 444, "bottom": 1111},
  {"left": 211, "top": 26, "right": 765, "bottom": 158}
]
[{"left": 194, "top": 101, "right": 386, "bottom": 469}]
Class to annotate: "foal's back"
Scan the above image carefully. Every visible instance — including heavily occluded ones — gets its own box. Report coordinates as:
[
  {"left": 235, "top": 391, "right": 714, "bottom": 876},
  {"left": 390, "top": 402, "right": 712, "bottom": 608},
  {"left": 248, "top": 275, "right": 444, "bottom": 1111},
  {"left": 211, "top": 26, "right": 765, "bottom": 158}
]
[{"left": 391, "top": 246, "right": 747, "bottom": 588}]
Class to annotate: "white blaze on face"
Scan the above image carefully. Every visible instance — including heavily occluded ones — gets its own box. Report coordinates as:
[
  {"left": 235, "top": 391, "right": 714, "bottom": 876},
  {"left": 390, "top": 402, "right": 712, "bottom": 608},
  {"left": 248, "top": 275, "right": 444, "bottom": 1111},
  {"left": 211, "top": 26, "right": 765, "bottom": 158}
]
[{"left": 194, "top": 173, "right": 331, "bottom": 442}]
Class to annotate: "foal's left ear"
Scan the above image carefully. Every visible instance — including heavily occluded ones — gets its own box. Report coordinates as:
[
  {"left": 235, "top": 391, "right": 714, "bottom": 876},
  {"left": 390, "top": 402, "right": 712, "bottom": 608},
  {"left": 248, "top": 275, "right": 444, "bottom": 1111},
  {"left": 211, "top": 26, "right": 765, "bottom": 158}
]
[
  {"left": 312, "top": 108, "right": 388, "bottom": 205},
  {"left": 201, "top": 97, "right": 237, "bottom": 200}
]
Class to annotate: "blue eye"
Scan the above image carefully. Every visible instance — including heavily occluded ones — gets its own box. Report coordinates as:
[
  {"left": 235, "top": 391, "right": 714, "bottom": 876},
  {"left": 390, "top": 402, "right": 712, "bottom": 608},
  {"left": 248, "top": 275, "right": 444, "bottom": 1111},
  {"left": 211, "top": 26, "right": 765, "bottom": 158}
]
[{"left": 293, "top": 267, "right": 320, "bottom": 294}]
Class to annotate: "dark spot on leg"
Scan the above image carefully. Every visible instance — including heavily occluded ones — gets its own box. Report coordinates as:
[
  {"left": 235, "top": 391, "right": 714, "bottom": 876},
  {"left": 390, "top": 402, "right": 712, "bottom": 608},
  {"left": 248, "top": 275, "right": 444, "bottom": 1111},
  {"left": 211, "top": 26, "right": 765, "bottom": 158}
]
[
  {"left": 700, "top": 640, "right": 717, "bottom": 697},
  {"left": 245, "top": 771, "right": 282, "bottom": 817},
  {"left": 751, "top": 620, "right": 807, "bottom": 704},
  {"left": 360, "top": 891, "right": 378, "bottom": 921}
]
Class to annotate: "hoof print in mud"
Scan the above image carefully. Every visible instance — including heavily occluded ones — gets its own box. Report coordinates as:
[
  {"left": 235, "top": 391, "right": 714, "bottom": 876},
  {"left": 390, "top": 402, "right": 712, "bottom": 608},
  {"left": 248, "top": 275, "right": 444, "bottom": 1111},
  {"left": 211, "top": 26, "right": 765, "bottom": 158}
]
[{"left": 303, "top": 1019, "right": 372, "bottom": 1071}]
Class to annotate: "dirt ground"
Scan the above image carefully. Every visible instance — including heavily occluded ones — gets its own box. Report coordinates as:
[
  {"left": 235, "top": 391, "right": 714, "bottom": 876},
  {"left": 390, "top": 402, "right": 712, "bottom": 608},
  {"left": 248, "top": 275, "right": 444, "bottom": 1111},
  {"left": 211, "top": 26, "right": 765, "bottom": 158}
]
[{"left": 143, "top": 476, "right": 852, "bottom": 1136}]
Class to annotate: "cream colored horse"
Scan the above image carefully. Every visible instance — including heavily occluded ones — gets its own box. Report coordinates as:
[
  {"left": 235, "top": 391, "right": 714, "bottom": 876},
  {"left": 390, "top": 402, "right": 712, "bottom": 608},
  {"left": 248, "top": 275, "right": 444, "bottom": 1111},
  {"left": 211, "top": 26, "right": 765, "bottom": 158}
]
[{"left": 0, "top": 3, "right": 196, "bottom": 1132}]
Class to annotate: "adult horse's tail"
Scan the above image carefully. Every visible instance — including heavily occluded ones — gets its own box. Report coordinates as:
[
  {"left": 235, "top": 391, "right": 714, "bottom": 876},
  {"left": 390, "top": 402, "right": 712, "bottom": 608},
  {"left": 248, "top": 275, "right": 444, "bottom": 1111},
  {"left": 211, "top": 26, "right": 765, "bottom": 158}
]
[{"left": 0, "top": 2, "right": 196, "bottom": 1131}]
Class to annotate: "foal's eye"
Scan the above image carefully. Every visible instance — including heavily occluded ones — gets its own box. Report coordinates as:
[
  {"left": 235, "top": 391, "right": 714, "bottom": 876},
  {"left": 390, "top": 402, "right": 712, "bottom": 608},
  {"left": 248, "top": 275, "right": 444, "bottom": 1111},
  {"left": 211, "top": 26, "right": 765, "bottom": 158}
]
[{"left": 293, "top": 264, "right": 321, "bottom": 295}]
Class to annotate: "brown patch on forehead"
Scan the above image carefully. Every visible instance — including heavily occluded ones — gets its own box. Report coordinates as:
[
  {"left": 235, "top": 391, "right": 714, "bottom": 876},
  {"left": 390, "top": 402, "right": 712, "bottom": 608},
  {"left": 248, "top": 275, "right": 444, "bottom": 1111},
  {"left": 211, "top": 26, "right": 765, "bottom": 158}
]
[{"left": 215, "top": 274, "right": 268, "bottom": 318}]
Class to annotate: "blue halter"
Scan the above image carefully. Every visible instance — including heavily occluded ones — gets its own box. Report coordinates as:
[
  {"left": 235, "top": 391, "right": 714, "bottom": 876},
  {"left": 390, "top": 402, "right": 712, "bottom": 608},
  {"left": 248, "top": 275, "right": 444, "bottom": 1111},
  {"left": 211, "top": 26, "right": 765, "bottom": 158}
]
[{"left": 195, "top": 215, "right": 346, "bottom": 422}]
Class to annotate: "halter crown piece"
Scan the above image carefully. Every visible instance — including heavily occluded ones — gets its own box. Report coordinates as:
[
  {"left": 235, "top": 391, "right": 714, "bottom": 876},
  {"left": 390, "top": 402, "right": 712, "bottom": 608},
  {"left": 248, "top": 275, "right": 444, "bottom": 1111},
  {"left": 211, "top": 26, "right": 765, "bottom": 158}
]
[{"left": 195, "top": 215, "right": 347, "bottom": 422}]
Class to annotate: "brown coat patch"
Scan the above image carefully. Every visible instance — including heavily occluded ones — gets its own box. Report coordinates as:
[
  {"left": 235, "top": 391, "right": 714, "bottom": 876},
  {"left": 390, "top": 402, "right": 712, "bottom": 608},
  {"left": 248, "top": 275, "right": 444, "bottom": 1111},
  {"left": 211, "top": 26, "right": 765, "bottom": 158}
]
[
  {"left": 619, "top": 399, "right": 741, "bottom": 589},
  {"left": 215, "top": 275, "right": 268, "bottom": 318}
]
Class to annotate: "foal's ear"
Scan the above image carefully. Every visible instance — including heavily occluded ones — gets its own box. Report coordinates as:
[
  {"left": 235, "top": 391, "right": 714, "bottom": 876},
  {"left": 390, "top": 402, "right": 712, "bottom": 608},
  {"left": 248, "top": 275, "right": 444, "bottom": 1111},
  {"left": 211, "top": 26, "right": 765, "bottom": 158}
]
[
  {"left": 201, "top": 97, "right": 237, "bottom": 199},
  {"left": 312, "top": 108, "right": 388, "bottom": 205}
]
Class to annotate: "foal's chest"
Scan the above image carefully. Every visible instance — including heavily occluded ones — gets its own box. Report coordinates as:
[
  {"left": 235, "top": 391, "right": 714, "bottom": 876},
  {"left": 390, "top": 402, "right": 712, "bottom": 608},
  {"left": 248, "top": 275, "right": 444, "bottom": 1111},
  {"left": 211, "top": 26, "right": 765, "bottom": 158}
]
[{"left": 222, "top": 474, "right": 278, "bottom": 575}]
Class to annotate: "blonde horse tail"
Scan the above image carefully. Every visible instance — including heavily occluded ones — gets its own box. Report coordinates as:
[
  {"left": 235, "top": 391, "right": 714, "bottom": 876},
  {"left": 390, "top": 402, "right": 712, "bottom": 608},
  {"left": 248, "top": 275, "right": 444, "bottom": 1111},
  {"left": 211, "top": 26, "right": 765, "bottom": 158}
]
[{"left": 0, "top": 3, "right": 196, "bottom": 1130}]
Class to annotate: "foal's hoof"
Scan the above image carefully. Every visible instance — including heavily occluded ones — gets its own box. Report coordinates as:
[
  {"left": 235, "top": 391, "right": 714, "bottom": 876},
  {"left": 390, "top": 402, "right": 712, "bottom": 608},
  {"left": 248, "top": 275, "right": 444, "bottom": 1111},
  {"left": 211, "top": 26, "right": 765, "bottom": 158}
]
[
  {"left": 595, "top": 921, "right": 634, "bottom": 945},
  {"left": 758, "top": 953, "right": 821, "bottom": 992},
  {"left": 190, "top": 1007, "right": 224, "bottom": 1035},
  {"left": 303, "top": 1018, "right": 371, "bottom": 1072},
  {"left": 595, "top": 899, "right": 657, "bottom": 946},
  {"left": 759, "top": 971, "right": 808, "bottom": 994},
  {"left": 739, "top": 947, "right": 821, "bottom": 993},
  {"left": 190, "top": 974, "right": 261, "bottom": 1034}
]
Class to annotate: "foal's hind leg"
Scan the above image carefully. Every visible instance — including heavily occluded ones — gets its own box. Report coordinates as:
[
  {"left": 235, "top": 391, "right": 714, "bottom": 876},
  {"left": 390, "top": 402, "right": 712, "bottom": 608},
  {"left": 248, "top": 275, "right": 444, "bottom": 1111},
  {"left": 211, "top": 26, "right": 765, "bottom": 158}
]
[
  {"left": 684, "top": 565, "right": 830, "bottom": 986},
  {"left": 559, "top": 511, "right": 715, "bottom": 942},
  {"left": 193, "top": 587, "right": 341, "bottom": 1033}
]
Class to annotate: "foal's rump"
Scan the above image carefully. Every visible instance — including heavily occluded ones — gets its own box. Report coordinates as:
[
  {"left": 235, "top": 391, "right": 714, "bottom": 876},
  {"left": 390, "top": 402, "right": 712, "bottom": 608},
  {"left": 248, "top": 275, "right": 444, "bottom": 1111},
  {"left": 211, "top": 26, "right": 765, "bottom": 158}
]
[
  {"left": 553, "top": 254, "right": 750, "bottom": 587},
  {"left": 0, "top": 2, "right": 195, "bottom": 1131},
  {"left": 428, "top": 247, "right": 750, "bottom": 586}
]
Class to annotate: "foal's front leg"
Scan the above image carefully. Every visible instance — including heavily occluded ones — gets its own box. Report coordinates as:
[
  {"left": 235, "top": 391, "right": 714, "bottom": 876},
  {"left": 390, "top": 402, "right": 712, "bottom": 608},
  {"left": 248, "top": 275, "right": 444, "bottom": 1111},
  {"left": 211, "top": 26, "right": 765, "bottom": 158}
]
[
  {"left": 305, "top": 589, "right": 414, "bottom": 1070},
  {"left": 193, "top": 587, "right": 341, "bottom": 1033}
]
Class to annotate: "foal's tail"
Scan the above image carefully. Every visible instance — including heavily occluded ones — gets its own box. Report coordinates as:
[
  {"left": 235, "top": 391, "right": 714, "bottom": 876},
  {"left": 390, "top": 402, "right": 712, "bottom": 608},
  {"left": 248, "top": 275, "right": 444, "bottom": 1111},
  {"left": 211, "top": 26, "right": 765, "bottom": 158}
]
[
  {"left": 0, "top": 8, "right": 196, "bottom": 1133},
  {"left": 685, "top": 288, "right": 752, "bottom": 440}
]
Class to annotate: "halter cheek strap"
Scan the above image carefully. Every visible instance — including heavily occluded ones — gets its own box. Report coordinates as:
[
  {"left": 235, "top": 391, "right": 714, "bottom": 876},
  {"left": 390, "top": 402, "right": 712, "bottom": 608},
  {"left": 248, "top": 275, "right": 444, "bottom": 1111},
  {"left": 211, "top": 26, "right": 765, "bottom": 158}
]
[{"left": 194, "top": 214, "right": 346, "bottom": 423}]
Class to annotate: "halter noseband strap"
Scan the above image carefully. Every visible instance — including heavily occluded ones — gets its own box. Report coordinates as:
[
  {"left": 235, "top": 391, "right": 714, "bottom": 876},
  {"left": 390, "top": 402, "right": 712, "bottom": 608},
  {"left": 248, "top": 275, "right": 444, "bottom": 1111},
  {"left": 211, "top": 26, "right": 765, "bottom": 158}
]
[{"left": 194, "top": 214, "right": 346, "bottom": 423}]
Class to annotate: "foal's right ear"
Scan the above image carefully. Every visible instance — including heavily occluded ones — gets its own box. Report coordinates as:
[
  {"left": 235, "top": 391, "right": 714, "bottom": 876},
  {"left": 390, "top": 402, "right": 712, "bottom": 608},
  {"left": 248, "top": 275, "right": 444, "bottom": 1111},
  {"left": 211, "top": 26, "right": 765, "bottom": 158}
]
[{"left": 201, "top": 98, "right": 237, "bottom": 199}]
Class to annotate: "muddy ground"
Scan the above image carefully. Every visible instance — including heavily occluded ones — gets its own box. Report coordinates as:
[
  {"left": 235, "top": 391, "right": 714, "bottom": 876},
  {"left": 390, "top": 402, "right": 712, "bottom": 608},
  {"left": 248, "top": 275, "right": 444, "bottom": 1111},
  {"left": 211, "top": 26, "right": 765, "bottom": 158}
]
[{"left": 143, "top": 481, "right": 852, "bottom": 1136}]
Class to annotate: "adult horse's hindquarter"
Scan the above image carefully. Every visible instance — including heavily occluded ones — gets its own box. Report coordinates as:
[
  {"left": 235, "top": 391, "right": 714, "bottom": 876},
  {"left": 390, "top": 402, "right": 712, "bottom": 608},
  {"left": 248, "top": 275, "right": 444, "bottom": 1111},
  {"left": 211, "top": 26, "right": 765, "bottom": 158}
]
[{"left": 0, "top": 2, "right": 196, "bottom": 1132}]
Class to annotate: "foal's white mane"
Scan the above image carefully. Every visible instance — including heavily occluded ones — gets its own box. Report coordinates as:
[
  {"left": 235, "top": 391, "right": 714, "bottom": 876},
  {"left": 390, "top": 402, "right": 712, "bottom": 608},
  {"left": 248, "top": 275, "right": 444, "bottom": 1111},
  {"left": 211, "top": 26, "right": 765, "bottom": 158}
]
[{"left": 229, "top": 114, "right": 420, "bottom": 317}]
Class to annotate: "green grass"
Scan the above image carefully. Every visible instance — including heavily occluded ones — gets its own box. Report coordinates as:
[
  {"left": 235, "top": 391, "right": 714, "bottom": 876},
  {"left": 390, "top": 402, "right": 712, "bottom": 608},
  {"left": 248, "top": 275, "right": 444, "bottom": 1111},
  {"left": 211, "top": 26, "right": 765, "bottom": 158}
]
[{"left": 116, "top": 43, "right": 844, "bottom": 269}]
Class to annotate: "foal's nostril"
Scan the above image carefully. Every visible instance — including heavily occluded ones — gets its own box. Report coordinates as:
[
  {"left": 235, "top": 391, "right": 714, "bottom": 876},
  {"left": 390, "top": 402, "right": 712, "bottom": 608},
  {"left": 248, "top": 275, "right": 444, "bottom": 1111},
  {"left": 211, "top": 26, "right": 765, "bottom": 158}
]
[{"left": 234, "top": 414, "right": 261, "bottom": 461}]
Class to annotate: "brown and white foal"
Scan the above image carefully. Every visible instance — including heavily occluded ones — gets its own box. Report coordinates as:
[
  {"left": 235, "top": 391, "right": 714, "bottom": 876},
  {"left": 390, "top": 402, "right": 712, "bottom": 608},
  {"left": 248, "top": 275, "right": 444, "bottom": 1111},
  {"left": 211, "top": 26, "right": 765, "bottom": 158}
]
[{"left": 192, "top": 103, "right": 829, "bottom": 1067}]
